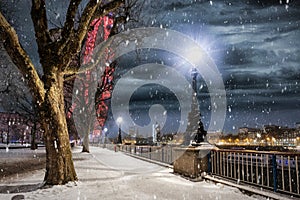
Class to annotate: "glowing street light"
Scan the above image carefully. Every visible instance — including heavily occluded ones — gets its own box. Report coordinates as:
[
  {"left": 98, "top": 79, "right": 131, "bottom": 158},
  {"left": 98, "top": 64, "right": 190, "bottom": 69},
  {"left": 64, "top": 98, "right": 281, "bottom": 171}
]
[
  {"left": 102, "top": 127, "right": 108, "bottom": 145},
  {"left": 7, "top": 119, "right": 15, "bottom": 145},
  {"left": 117, "top": 117, "right": 123, "bottom": 127},
  {"left": 103, "top": 127, "right": 108, "bottom": 133}
]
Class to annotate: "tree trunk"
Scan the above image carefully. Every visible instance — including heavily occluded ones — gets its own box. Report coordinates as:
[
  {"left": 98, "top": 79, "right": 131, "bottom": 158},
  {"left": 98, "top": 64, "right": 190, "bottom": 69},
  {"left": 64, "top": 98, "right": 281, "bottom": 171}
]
[
  {"left": 30, "top": 120, "right": 37, "bottom": 150},
  {"left": 41, "top": 69, "right": 77, "bottom": 185},
  {"left": 82, "top": 127, "right": 90, "bottom": 153}
]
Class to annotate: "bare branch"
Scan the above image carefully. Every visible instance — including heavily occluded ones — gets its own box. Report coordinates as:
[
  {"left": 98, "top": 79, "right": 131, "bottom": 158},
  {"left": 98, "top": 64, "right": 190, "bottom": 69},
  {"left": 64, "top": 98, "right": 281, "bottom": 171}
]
[
  {"left": 0, "top": 11, "right": 45, "bottom": 104},
  {"left": 31, "top": 0, "right": 50, "bottom": 60},
  {"left": 109, "top": 16, "right": 126, "bottom": 36},
  {"left": 68, "top": 0, "right": 100, "bottom": 45},
  {"left": 63, "top": 0, "right": 82, "bottom": 35},
  {"left": 59, "top": 0, "right": 125, "bottom": 72},
  {"left": 58, "top": 0, "right": 82, "bottom": 53},
  {"left": 58, "top": 0, "right": 102, "bottom": 72},
  {"left": 63, "top": 38, "right": 114, "bottom": 75},
  {"left": 93, "top": 0, "right": 125, "bottom": 20}
]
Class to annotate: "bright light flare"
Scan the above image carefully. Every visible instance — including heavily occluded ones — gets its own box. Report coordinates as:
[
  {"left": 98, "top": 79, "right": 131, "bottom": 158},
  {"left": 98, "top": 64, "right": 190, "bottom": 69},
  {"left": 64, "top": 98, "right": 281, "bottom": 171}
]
[{"left": 117, "top": 117, "right": 123, "bottom": 125}]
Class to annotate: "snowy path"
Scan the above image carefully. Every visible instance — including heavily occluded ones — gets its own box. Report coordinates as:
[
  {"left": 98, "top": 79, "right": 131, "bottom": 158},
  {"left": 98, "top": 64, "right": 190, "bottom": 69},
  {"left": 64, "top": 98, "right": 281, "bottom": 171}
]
[{"left": 0, "top": 146, "right": 265, "bottom": 200}]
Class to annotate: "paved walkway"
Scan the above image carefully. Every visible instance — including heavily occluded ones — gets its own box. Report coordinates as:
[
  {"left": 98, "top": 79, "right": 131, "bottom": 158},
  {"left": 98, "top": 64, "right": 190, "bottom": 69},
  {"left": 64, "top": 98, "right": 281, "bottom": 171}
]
[{"left": 0, "top": 146, "right": 266, "bottom": 200}]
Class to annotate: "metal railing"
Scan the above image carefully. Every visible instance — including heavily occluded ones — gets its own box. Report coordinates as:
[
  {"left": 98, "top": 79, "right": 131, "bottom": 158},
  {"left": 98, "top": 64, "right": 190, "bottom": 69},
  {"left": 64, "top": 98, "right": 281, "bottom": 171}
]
[
  {"left": 210, "top": 149, "right": 300, "bottom": 197},
  {"left": 118, "top": 144, "right": 178, "bottom": 165},
  {"left": 96, "top": 143, "right": 300, "bottom": 197}
]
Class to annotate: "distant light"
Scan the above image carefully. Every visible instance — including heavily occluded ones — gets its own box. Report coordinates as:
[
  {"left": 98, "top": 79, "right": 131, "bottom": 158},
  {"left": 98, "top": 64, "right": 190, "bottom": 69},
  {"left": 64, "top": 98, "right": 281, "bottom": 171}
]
[
  {"left": 117, "top": 117, "right": 123, "bottom": 125},
  {"left": 103, "top": 128, "right": 108, "bottom": 133}
]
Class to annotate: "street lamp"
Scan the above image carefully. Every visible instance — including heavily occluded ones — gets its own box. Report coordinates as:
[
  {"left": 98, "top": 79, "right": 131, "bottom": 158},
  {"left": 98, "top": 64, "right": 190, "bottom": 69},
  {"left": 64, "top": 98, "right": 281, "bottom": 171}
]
[
  {"left": 103, "top": 127, "right": 108, "bottom": 145},
  {"left": 117, "top": 117, "right": 123, "bottom": 144},
  {"left": 7, "top": 118, "right": 16, "bottom": 146},
  {"left": 7, "top": 120, "right": 11, "bottom": 145},
  {"left": 117, "top": 117, "right": 123, "bottom": 126},
  {"left": 22, "top": 126, "right": 29, "bottom": 145}
]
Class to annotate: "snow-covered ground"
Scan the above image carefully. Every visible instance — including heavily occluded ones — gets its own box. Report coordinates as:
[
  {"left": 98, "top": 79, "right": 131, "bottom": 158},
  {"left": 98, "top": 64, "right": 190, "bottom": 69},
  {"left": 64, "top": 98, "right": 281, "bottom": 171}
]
[
  {"left": 0, "top": 146, "right": 266, "bottom": 200},
  {"left": 0, "top": 146, "right": 46, "bottom": 181}
]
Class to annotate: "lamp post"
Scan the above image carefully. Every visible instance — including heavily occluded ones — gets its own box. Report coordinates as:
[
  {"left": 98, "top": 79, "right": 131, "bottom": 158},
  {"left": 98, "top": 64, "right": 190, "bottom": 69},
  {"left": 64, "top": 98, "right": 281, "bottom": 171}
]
[
  {"left": 7, "top": 120, "right": 11, "bottom": 145},
  {"left": 103, "top": 127, "right": 108, "bottom": 145},
  {"left": 117, "top": 117, "right": 123, "bottom": 144},
  {"left": 22, "top": 126, "right": 29, "bottom": 145},
  {"left": 7, "top": 118, "right": 15, "bottom": 146}
]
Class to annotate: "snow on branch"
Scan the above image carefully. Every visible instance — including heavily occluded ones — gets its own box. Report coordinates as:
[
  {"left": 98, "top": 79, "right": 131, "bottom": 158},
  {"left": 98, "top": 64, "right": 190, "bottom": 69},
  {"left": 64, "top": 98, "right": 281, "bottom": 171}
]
[{"left": 0, "top": 12, "right": 45, "bottom": 104}]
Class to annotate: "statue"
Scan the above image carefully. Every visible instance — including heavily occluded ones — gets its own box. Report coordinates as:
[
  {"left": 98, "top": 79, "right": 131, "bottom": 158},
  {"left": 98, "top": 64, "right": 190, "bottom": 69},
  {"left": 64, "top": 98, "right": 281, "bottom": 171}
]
[{"left": 193, "top": 118, "right": 207, "bottom": 144}]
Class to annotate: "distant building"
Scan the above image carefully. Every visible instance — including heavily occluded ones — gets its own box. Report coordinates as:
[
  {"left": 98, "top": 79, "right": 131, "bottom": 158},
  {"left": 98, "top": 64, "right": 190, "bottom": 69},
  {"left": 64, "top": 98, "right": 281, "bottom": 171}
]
[
  {"left": 207, "top": 131, "right": 223, "bottom": 144},
  {"left": 0, "top": 112, "right": 43, "bottom": 144},
  {"left": 263, "top": 125, "right": 280, "bottom": 134},
  {"left": 238, "top": 127, "right": 261, "bottom": 140},
  {"left": 218, "top": 124, "right": 300, "bottom": 147},
  {"left": 276, "top": 127, "right": 298, "bottom": 146}
]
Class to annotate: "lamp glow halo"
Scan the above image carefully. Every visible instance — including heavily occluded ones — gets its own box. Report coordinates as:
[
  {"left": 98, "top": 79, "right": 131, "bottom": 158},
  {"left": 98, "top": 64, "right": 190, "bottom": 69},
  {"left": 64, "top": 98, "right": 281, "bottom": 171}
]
[{"left": 74, "top": 27, "right": 226, "bottom": 159}]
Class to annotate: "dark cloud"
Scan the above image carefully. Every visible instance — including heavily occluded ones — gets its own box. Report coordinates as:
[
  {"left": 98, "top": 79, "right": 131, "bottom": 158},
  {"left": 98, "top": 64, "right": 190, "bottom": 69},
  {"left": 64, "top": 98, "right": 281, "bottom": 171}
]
[
  {"left": 147, "top": 0, "right": 300, "bottom": 132},
  {"left": 223, "top": 46, "right": 253, "bottom": 65}
]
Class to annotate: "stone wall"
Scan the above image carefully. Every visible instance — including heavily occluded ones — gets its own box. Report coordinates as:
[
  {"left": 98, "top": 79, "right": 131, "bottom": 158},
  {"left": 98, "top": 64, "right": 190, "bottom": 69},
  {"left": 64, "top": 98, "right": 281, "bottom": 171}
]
[{"left": 173, "top": 145, "right": 212, "bottom": 179}]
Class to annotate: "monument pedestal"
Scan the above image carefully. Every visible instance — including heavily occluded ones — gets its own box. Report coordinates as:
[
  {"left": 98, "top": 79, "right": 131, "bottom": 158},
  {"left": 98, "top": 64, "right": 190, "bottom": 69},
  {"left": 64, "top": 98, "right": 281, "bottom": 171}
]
[{"left": 173, "top": 143, "right": 215, "bottom": 180}]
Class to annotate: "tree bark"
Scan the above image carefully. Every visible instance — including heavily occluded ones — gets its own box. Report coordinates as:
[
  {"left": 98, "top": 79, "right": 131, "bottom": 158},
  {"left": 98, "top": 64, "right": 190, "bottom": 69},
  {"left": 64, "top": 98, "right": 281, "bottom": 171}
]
[
  {"left": 82, "top": 131, "right": 90, "bottom": 153},
  {"left": 30, "top": 120, "right": 37, "bottom": 150},
  {"left": 41, "top": 69, "right": 77, "bottom": 185},
  {"left": 81, "top": 120, "right": 91, "bottom": 153}
]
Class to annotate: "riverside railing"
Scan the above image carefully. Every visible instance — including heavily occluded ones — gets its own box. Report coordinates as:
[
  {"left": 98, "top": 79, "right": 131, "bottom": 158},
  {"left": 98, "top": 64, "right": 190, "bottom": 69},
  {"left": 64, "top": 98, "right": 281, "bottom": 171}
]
[
  {"left": 210, "top": 149, "right": 300, "bottom": 197},
  {"left": 118, "top": 144, "right": 178, "bottom": 165},
  {"left": 96, "top": 143, "right": 300, "bottom": 197}
]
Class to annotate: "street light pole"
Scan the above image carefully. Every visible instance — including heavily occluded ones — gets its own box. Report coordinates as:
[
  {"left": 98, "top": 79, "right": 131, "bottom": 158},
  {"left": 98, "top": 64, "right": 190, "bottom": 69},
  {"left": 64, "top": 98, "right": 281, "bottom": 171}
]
[
  {"left": 7, "top": 120, "right": 11, "bottom": 145},
  {"left": 102, "top": 127, "right": 108, "bottom": 146}
]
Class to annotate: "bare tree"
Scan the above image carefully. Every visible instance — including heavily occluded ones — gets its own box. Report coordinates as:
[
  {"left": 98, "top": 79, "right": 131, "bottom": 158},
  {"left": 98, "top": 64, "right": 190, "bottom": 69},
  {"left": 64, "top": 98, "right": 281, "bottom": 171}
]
[
  {"left": 72, "top": 71, "right": 99, "bottom": 152},
  {"left": 0, "top": 43, "right": 42, "bottom": 149},
  {"left": 0, "top": 0, "right": 124, "bottom": 185},
  {"left": 63, "top": 0, "right": 144, "bottom": 153}
]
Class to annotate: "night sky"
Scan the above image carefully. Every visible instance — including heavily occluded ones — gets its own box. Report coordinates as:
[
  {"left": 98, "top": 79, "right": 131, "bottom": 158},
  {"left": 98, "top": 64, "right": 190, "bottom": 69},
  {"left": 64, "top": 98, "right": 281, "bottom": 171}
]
[
  {"left": 109, "top": 0, "right": 300, "bottom": 135},
  {"left": 2, "top": 0, "right": 300, "bottom": 135}
]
